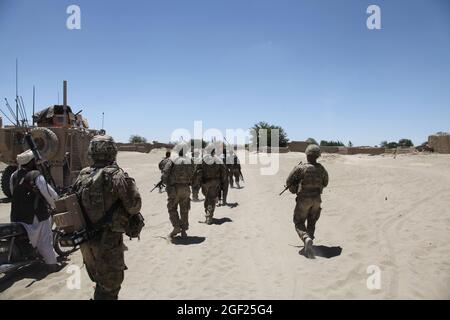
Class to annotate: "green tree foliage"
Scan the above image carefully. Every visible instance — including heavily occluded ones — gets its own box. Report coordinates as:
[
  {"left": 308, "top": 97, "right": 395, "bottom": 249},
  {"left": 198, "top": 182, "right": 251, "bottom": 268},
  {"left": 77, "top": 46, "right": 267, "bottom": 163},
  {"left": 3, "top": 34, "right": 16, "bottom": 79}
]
[
  {"left": 348, "top": 141, "right": 353, "bottom": 147},
  {"left": 320, "top": 140, "right": 345, "bottom": 147},
  {"left": 251, "top": 121, "right": 289, "bottom": 148},
  {"left": 381, "top": 139, "right": 413, "bottom": 149},
  {"left": 129, "top": 135, "right": 147, "bottom": 144},
  {"left": 398, "top": 139, "right": 414, "bottom": 147}
]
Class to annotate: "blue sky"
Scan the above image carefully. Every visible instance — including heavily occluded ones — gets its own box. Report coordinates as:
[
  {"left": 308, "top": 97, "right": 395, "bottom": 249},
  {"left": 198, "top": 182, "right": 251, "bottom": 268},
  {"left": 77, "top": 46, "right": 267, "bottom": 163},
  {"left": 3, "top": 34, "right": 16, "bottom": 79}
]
[{"left": 0, "top": 0, "right": 449, "bottom": 145}]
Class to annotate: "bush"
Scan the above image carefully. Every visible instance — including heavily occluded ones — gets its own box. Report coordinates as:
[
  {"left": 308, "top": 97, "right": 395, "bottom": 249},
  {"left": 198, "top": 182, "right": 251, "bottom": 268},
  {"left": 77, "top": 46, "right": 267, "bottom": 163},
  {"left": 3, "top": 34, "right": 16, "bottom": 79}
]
[
  {"left": 129, "top": 135, "right": 147, "bottom": 144},
  {"left": 251, "top": 122, "right": 289, "bottom": 148}
]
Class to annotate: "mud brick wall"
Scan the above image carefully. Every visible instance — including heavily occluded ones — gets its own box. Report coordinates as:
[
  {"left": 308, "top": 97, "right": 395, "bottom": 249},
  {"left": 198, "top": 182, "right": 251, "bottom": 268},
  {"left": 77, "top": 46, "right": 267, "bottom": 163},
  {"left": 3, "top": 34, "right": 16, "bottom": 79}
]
[
  {"left": 347, "top": 147, "right": 385, "bottom": 155},
  {"left": 287, "top": 141, "right": 309, "bottom": 152},
  {"left": 428, "top": 135, "right": 450, "bottom": 154}
]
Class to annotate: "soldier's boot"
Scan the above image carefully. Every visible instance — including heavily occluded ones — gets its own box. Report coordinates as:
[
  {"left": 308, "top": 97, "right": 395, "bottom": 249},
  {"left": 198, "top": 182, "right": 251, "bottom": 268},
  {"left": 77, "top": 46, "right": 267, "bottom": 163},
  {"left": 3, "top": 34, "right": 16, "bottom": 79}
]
[
  {"left": 221, "top": 196, "right": 227, "bottom": 206},
  {"left": 168, "top": 226, "right": 182, "bottom": 238},
  {"left": 192, "top": 194, "right": 199, "bottom": 201},
  {"left": 303, "top": 237, "right": 315, "bottom": 259},
  {"left": 236, "top": 182, "right": 241, "bottom": 189},
  {"left": 205, "top": 206, "right": 214, "bottom": 225},
  {"left": 180, "top": 230, "right": 188, "bottom": 238}
]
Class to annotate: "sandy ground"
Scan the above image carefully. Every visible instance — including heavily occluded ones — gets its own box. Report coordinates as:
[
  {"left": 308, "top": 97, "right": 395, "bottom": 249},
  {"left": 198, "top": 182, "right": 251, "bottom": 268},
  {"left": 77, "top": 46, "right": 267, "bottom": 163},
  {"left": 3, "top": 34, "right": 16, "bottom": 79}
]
[{"left": 0, "top": 150, "right": 449, "bottom": 300}]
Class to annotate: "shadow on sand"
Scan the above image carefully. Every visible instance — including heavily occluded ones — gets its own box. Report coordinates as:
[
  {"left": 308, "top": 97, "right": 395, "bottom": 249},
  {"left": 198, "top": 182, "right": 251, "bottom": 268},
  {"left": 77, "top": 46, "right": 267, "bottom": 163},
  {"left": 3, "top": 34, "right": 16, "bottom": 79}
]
[
  {"left": 219, "top": 202, "right": 239, "bottom": 209},
  {"left": 298, "top": 245, "right": 343, "bottom": 259},
  {"left": 0, "top": 259, "right": 67, "bottom": 293},
  {"left": 212, "top": 217, "right": 233, "bottom": 225},
  {"left": 171, "top": 236, "right": 206, "bottom": 245}
]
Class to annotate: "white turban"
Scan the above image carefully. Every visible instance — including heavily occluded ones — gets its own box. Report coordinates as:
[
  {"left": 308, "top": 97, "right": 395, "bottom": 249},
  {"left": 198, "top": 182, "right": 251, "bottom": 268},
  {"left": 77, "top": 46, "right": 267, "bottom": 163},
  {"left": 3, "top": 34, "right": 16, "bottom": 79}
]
[{"left": 17, "top": 150, "right": 35, "bottom": 166}]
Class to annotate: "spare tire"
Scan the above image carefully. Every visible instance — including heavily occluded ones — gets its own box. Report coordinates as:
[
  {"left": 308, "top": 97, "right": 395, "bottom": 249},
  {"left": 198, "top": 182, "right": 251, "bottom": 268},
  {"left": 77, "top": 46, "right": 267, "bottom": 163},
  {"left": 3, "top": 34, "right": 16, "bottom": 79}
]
[
  {"left": 23, "top": 127, "right": 59, "bottom": 160},
  {"left": 1, "top": 165, "right": 17, "bottom": 198}
]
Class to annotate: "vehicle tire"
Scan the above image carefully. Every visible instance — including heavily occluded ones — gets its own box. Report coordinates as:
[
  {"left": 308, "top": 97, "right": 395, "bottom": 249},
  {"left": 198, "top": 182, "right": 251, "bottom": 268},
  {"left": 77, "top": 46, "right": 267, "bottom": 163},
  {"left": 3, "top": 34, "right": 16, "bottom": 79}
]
[
  {"left": 23, "top": 127, "right": 59, "bottom": 160},
  {"left": 1, "top": 165, "right": 17, "bottom": 198},
  {"left": 52, "top": 230, "right": 79, "bottom": 257}
]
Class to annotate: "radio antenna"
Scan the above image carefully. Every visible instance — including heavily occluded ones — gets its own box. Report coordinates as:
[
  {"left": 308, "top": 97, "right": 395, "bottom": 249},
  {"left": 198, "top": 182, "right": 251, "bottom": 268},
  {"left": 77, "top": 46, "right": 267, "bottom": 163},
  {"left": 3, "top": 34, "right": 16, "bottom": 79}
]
[
  {"left": 32, "top": 86, "right": 35, "bottom": 126},
  {"left": 15, "top": 59, "right": 19, "bottom": 126}
]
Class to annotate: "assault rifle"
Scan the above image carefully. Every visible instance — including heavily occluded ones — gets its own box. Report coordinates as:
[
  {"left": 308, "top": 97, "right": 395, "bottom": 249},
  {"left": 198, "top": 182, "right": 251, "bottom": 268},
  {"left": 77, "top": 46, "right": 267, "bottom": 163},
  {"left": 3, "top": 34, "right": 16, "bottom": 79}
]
[
  {"left": 279, "top": 161, "right": 302, "bottom": 196},
  {"left": 150, "top": 180, "right": 165, "bottom": 193},
  {"left": 24, "top": 131, "right": 58, "bottom": 191}
]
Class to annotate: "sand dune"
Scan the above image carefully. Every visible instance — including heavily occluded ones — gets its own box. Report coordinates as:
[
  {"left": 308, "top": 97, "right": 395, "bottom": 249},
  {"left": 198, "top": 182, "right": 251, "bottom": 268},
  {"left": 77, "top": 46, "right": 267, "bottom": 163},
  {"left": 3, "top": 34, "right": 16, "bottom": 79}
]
[{"left": 1, "top": 150, "right": 449, "bottom": 300}]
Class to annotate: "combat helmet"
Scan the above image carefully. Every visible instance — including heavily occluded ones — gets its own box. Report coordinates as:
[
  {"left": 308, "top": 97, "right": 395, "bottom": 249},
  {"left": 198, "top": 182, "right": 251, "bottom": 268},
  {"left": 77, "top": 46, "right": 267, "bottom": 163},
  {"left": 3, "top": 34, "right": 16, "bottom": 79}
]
[
  {"left": 88, "top": 134, "right": 118, "bottom": 163},
  {"left": 305, "top": 144, "right": 321, "bottom": 158}
]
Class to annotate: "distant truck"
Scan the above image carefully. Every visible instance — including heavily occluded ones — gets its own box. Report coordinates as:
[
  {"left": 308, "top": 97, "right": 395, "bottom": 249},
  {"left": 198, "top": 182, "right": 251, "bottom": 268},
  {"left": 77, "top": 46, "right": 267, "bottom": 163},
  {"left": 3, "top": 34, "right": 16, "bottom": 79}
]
[{"left": 0, "top": 81, "right": 99, "bottom": 198}]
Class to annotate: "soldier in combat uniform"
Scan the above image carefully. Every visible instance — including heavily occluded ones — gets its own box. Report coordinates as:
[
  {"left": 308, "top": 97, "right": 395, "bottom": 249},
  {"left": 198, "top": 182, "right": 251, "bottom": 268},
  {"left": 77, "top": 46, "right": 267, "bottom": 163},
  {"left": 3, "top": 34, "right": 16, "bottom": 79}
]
[
  {"left": 157, "top": 151, "right": 171, "bottom": 192},
  {"left": 190, "top": 149, "right": 202, "bottom": 201},
  {"left": 162, "top": 143, "right": 194, "bottom": 239},
  {"left": 227, "top": 152, "right": 242, "bottom": 189},
  {"left": 195, "top": 145, "right": 227, "bottom": 224},
  {"left": 286, "top": 144, "right": 328, "bottom": 258},
  {"left": 72, "top": 135, "right": 142, "bottom": 300},
  {"left": 218, "top": 146, "right": 229, "bottom": 206}
]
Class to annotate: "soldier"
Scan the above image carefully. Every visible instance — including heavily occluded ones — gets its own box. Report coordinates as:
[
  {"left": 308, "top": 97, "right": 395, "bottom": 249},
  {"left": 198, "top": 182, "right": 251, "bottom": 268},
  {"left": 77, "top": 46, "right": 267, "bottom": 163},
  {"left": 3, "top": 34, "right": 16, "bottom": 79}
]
[
  {"left": 157, "top": 151, "right": 171, "bottom": 192},
  {"left": 72, "top": 135, "right": 142, "bottom": 300},
  {"left": 286, "top": 144, "right": 328, "bottom": 258},
  {"left": 227, "top": 152, "right": 242, "bottom": 189},
  {"left": 217, "top": 146, "right": 229, "bottom": 206},
  {"left": 162, "top": 144, "right": 194, "bottom": 239},
  {"left": 195, "top": 146, "right": 227, "bottom": 224},
  {"left": 191, "top": 149, "right": 202, "bottom": 201}
]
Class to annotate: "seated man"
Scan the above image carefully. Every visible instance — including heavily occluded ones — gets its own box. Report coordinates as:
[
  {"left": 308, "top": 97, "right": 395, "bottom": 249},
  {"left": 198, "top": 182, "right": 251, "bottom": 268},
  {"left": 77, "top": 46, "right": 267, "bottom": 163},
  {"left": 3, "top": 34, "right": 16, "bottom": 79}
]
[{"left": 9, "top": 150, "right": 60, "bottom": 272}]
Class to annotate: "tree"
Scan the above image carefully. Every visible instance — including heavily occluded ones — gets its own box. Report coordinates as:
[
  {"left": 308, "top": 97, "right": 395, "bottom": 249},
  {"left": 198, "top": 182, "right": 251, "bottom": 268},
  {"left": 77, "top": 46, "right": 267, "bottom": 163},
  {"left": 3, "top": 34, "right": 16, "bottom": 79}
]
[
  {"left": 348, "top": 141, "right": 353, "bottom": 147},
  {"left": 251, "top": 121, "right": 289, "bottom": 148},
  {"left": 380, "top": 141, "right": 388, "bottom": 148},
  {"left": 398, "top": 139, "right": 414, "bottom": 148},
  {"left": 129, "top": 135, "right": 147, "bottom": 144},
  {"left": 386, "top": 142, "right": 398, "bottom": 149},
  {"left": 320, "top": 140, "right": 344, "bottom": 147}
]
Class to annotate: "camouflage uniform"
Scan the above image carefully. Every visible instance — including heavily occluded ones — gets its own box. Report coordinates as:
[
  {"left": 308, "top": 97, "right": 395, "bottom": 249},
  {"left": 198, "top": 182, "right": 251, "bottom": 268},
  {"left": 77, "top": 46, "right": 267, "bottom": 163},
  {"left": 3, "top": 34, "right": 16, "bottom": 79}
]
[
  {"left": 158, "top": 154, "right": 171, "bottom": 192},
  {"left": 162, "top": 154, "right": 194, "bottom": 237},
  {"left": 191, "top": 150, "right": 202, "bottom": 201},
  {"left": 286, "top": 145, "right": 328, "bottom": 257},
  {"left": 227, "top": 154, "right": 242, "bottom": 188},
  {"left": 72, "top": 135, "right": 142, "bottom": 300},
  {"left": 158, "top": 157, "right": 171, "bottom": 172},
  {"left": 195, "top": 153, "right": 227, "bottom": 224},
  {"left": 218, "top": 152, "right": 229, "bottom": 205}
]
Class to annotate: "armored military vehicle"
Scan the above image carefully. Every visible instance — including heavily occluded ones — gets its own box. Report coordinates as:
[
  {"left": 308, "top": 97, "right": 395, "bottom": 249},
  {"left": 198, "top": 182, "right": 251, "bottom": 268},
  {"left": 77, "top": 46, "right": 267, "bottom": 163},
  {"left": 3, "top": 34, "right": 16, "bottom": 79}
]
[{"left": 0, "top": 81, "right": 99, "bottom": 198}]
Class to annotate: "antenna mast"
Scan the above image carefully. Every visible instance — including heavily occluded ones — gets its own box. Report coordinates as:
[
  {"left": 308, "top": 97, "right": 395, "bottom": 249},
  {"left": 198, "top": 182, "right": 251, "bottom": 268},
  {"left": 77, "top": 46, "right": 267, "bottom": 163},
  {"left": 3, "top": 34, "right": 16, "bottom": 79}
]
[
  {"left": 15, "top": 59, "right": 19, "bottom": 126},
  {"left": 32, "top": 86, "right": 35, "bottom": 126}
]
